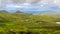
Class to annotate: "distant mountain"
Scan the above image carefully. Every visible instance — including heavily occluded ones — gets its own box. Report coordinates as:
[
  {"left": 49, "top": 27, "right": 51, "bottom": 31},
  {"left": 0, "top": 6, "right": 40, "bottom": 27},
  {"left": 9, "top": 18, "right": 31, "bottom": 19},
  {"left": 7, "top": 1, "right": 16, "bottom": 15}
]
[
  {"left": 24, "top": 11, "right": 57, "bottom": 14},
  {"left": 0, "top": 10, "right": 9, "bottom": 14},
  {"left": 12, "top": 10, "right": 28, "bottom": 16},
  {"left": 0, "top": 10, "right": 60, "bottom": 15}
]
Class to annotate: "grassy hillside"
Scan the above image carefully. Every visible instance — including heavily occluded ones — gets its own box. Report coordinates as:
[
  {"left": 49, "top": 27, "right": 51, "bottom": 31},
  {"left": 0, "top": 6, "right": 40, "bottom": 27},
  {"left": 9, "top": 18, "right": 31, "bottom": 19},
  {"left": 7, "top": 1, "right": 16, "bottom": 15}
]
[{"left": 0, "top": 10, "right": 60, "bottom": 34}]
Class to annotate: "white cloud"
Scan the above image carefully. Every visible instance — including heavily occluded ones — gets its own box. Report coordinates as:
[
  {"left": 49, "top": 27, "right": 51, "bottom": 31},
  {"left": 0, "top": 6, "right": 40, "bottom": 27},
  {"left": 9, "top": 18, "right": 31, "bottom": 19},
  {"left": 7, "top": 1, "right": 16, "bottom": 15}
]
[
  {"left": 6, "top": 3, "right": 31, "bottom": 9},
  {"left": 6, "top": 5, "right": 24, "bottom": 8},
  {"left": 0, "top": 0, "right": 60, "bottom": 11},
  {"left": 23, "top": 3, "right": 31, "bottom": 5}
]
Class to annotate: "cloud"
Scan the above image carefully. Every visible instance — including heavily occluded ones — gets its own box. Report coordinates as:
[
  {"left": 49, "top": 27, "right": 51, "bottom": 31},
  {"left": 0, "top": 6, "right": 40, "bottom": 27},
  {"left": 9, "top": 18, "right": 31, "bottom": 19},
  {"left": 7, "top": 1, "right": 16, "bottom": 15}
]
[
  {"left": 0, "top": 0, "right": 60, "bottom": 12},
  {"left": 6, "top": 5, "right": 24, "bottom": 8},
  {"left": 6, "top": 3, "right": 31, "bottom": 9}
]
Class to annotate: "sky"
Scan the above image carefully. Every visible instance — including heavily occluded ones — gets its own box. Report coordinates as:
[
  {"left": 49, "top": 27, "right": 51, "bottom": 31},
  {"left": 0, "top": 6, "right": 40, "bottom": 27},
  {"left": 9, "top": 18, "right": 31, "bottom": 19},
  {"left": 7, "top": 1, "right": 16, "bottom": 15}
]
[{"left": 0, "top": 0, "right": 60, "bottom": 13}]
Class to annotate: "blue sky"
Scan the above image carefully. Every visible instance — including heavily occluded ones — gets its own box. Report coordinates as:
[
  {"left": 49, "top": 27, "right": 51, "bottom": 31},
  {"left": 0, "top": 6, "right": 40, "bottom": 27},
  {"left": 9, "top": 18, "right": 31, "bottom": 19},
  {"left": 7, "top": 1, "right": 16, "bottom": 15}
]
[{"left": 0, "top": 0, "right": 60, "bottom": 13}]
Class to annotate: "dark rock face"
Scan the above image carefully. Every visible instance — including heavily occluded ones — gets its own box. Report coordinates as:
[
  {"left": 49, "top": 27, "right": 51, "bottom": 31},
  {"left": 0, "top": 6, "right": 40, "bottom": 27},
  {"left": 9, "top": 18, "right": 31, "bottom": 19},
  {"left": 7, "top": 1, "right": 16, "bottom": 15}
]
[{"left": 18, "top": 31, "right": 26, "bottom": 34}]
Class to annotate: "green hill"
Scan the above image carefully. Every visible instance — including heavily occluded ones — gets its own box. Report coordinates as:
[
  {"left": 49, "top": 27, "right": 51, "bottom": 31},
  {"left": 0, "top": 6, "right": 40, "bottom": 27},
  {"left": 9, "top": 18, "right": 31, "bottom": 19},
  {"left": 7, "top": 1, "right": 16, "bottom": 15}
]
[{"left": 0, "top": 10, "right": 60, "bottom": 34}]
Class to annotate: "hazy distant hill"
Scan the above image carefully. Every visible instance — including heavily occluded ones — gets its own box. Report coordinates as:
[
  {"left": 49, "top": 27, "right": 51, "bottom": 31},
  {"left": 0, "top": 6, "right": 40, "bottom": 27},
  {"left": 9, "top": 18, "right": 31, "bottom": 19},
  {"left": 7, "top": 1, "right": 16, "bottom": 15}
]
[{"left": 0, "top": 10, "right": 9, "bottom": 14}]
